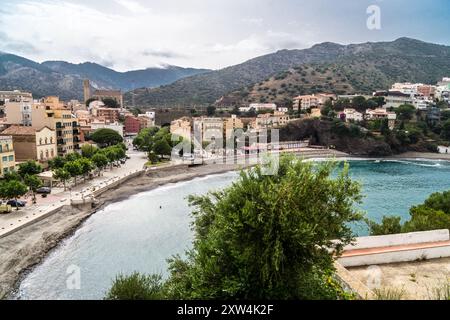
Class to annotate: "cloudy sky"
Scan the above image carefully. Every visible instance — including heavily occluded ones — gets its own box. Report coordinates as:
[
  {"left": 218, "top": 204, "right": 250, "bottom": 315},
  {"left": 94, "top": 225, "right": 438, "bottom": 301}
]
[{"left": 0, "top": 0, "right": 449, "bottom": 71}]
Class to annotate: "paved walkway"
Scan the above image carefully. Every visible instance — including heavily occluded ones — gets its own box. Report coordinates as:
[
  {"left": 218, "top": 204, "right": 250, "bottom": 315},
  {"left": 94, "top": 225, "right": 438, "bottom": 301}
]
[{"left": 0, "top": 150, "right": 148, "bottom": 238}]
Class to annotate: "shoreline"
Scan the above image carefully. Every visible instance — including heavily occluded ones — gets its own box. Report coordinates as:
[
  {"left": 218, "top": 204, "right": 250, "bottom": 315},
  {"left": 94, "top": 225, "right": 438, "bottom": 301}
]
[{"left": 2, "top": 150, "right": 449, "bottom": 299}]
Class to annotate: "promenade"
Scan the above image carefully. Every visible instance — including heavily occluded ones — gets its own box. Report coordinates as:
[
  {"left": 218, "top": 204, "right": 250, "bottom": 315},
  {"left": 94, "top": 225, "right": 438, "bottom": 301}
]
[{"left": 0, "top": 149, "right": 148, "bottom": 239}]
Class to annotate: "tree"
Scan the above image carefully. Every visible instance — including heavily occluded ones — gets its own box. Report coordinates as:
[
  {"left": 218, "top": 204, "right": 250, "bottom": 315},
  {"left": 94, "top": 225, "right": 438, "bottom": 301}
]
[
  {"left": 18, "top": 160, "right": 42, "bottom": 178},
  {"left": 206, "top": 105, "right": 216, "bottom": 116},
  {"left": 152, "top": 139, "right": 171, "bottom": 159},
  {"left": 231, "top": 106, "right": 241, "bottom": 116},
  {"left": 321, "top": 103, "right": 334, "bottom": 118},
  {"left": 102, "top": 98, "right": 119, "bottom": 108},
  {"left": 396, "top": 104, "right": 415, "bottom": 121},
  {"left": 3, "top": 171, "right": 22, "bottom": 182},
  {"left": 351, "top": 96, "right": 368, "bottom": 112},
  {"left": 106, "top": 273, "right": 164, "bottom": 300},
  {"left": 367, "top": 216, "right": 402, "bottom": 236},
  {"left": 24, "top": 174, "right": 43, "bottom": 204},
  {"left": 441, "top": 119, "right": 450, "bottom": 140},
  {"left": 367, "top": 190, "right": 450, "bottom": 235},
  {"left": 0, "top": 180, "right": 28, "bottom": 210},
  {"left": 53, "top": 168, "right": 70, "bottom": 191},
  {"left": 81, "top": 144, "right": 98, "bottom": 158},
  {"left": 64, "top": 161, "right": 82, "bottom": 185},
  {"left": 104, "top": 149, "right": 119, "bottom": 168},
  {"left": 107, "top": 156, "right": 362, "bottom": 300},
  {"left": 92, "top": 153, "right": 109, "bottom": 175},
  {"left": 85, "top": 98, "right": 98, "bottom": 107},
  {"left": 77, "top": 158, "right": 94, "bottom": 181},
  {"left": 65, "top": 152, "right": 82, "bottom": 162},
  {"left": 48, "top": 156, "right": 66, "bottom": 169},
  {"left": 91, "top": 128, "right": 123, "bottom": 147}
]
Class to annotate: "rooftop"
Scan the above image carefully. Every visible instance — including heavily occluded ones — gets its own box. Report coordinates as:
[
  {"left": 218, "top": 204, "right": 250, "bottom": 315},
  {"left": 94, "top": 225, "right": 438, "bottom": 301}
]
[{"left": 1, "top": 125, "right": 36, "bottom": 135}]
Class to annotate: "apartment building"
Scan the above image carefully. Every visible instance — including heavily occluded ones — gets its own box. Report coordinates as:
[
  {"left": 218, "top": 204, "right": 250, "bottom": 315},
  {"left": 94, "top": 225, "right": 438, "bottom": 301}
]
[
  {"left": 365, "top": 108, "right": 397, "bottom": 129},
  {"left": 5, "top": 95, "right": 33, "bottom": 126},
  {"left": 0, "top": 136, "right": 16, "bottom": 176},
  {"left": 0, "top": 125, "right": 57, "bottom": 163},
  {"left": 170, "top": 117, "right": 191, "bottom": 141},
  {"left": 31, "top": 98, "right": 80, "bottom": 155},
  {"left": 223, "top": 115, "right": 244, "bottom": 138},
  {"left": 93, "top": 107, "right": 120, "bottom": 123},
  {"left": 0, "top": 90, "right": 33, "bottom": 103},
  {"left": 193, "top": 117, "right": 224, "bottom": 142},
  {"left": 294, "top": 93, "right": 336, "bottom": 111},
  {"left": 251, "top": 111, "right": 290, "bottom": 132},
  {"left": 124, "top": 116, "right": 141, "bottom": 136},
  {"left": 340, "top": 108, "right": 364, "bottom": 122},
  {"left": 384, "top": 91, "right": 414, "bottom": 109}
]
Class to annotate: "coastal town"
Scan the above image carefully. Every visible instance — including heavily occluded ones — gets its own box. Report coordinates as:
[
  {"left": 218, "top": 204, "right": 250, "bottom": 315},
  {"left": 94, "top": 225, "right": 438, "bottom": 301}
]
[
  {"left": 0, "top": 75, "right": 449, "bottom": 300},
  {"left": 0, "top": 0, "right": 450, "bottom": 305}
]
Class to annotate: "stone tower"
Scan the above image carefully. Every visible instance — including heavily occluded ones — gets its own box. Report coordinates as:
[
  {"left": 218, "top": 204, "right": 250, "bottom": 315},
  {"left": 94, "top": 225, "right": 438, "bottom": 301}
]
[{"left": 83, "top": 79, "right": 90, "bottom": 103}]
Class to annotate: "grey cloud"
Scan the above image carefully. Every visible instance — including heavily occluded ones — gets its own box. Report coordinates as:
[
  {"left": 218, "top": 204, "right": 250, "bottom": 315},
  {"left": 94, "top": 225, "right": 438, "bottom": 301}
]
[
  {"left": 141, "top": 50, "right": 185, "bottom": 59},
  {"left": 0, "top": 32, "right": 41, "bottom": 55}
]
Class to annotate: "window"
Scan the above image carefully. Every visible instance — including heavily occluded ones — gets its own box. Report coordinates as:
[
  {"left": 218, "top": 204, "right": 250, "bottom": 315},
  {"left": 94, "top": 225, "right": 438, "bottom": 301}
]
[
  {"left": 45, "top": 137, "right": 48, "bottom": 144},
  {"left": 39, "top": 138, "right": 43, "bottom": 145},
  {"left": 2, "top": 156, "right": 7, "bottom": 162},
  {"left": 0, "top": 146, "right": 2, "bottom": 153},
  {"left": 8, "top": 155, "right": 14, "bottom": 162}
]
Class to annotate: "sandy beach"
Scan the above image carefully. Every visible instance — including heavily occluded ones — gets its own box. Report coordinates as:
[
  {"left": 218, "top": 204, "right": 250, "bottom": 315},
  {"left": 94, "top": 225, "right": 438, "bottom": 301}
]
[{"left": 1, "top": 150, "right": 448, "bottom": 299}]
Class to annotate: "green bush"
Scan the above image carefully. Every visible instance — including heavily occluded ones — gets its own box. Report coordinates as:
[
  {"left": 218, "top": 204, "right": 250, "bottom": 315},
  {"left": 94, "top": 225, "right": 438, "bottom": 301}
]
[{"left": 105, "top": 273, "right": 165, "bottom": 300}]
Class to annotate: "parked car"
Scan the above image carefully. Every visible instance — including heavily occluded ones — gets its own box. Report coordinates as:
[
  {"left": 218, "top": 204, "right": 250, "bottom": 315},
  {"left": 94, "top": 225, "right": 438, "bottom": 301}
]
[
  {"left": 7, "top": 200, "right": 26, "bottom": 207},
  {"left": 120, "top": 159, "right": 127, "bottom": 164},
  {"left": 36, "top": 187, "right": 52, "bottom": 194}
]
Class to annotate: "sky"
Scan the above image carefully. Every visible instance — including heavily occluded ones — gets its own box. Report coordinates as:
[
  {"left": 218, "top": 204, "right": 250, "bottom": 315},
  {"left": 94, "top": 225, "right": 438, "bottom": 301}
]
[{"left": 0, "top": 0, "right": 449, "bottom": 71}]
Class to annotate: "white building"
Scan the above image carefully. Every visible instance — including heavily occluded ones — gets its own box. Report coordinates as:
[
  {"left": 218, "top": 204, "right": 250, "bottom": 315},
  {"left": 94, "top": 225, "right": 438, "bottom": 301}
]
[
  {"left": 138, "top": 111, "right": 155, "bottom": 120},
  {"left": 365, "top": 108, "right": 397, "bottom": 129},
  {"left": 4, "top": 95, "right": 33, "bottom": 126},
  {"left": 384, "top": 92, "right": 414, "bottom": 109},
  {"left": 340, "top": 108, "right": 363, "bottom": 122},
  {"left": 90, "top": 121, "right": 124, "bottom": 137},
  {"left": 239, "top": 103, "right": 277, "bottom": 113}
]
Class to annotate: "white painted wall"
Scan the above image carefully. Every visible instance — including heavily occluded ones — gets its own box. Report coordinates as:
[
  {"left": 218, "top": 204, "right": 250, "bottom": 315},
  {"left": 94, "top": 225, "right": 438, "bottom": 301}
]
[
  {"left": 339, "top": 245, "right": 450, "bottom": 267},
  {"left": 343, "top": 229, "right": 449, "bottom": 251}
]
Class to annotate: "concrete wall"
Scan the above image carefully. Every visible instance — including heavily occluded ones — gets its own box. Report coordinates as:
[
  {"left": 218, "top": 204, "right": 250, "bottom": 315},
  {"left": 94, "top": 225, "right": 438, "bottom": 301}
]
[
  {"left": 343, "top": 229, "right": 449, "bottom": 251},
  {"left": 339, "top": 245, "right": 450, "bottom": 268},
  {"left": 338, "top": 229, "right": 450, "bottom": 267}
]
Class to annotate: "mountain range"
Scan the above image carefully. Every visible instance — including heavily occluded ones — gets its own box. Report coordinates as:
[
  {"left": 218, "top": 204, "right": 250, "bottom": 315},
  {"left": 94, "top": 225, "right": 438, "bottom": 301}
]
[
  {"left": 126, "top": 37, "right": 450, "bottom": 108},
  {"left": 0, "top": 53, "right": 209, "bottom": 101},
  {"left": 2, "top": 37, "right": 450, "bottom": 107}
]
